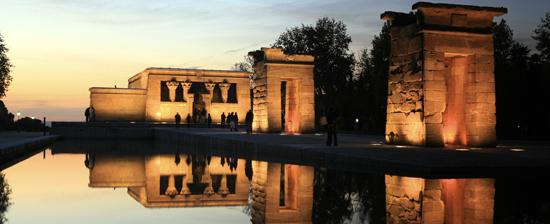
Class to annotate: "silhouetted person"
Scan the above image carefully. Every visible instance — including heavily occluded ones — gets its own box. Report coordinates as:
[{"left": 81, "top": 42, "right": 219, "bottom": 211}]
[
  {"left": 245, "top": 109, "right": 253, "bottom": 134},
  {"left": 186, "top": 113, "right": 191, "bottom": 128},
  {"left": 221, "top": 112, "right": 226, "bottom": 128},
  {"left": 175, "top": 112, "right": 181, "bottom": 127},
  {"left": 207, "top": 113, "right": 212, "bottom": 128},
  {"left": 85, "top": 107, "right": 91, "bottom": 122},
  {"left": 90, "top": 106, "right": 96, "bottom": 122},
  {"left": 234, "top": 112, "right": 239, "bottom": 132},
  {"left": 228, "top": 112, "right": 234, "bottom": 131},
  {"left": 326, "top": 108, "right": 338, "bottom": 146}
]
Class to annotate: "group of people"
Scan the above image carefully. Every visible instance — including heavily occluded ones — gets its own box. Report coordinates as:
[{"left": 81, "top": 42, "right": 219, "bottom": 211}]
[
  {"left": 174, "top": 112, "right": 212, "bottom": 128},
  {"left": 173, "top": 109, "right": 253, "bottom": 133},
  {"left": 221, "top": 112, "right": 239, "bottom": 131},
  {"left": 220, "top": 109, "right": 254, "bottom": 133}
]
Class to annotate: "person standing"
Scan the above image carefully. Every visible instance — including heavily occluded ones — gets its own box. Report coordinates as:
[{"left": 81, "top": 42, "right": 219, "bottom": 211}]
[
  {"left": 175, "top": 112, "right": 181, "bottom": 128},
  {"left": 326, "top": 108, "right": 338, "bottom": 146},
  {"left": 90, "top": 106, "right": 96, "bottom": 122},
  {"left": 226, "top": 112, "right": 232, "bottom": 130},
  {"left": 234, "top": 112, "right": 239, "bottom": 132},
  {"left": 207, "top": 113, "right": 212, "bottom": 128},
  {"left": 85, "top": 107, "right": 91, "bottom": 123},
  {"left": 186, "top": 113, "right": 191, "bottom": 128},
  {"left": 228, "top": 112, "right": 234, "bottom": 131},
  {"left": 221, "top": 112, "right": 226, "bottom": 128},
  {"left": 245, "top": 109, "right": 253, "bottom": 134}
]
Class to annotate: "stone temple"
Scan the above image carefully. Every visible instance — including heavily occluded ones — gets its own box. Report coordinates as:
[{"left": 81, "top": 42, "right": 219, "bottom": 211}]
[
  {"left": 382, "top": 2, "right": 506, "bottom": 147},
  {"left": 89, "top": 48, "right": 315, "bottom": 134}
]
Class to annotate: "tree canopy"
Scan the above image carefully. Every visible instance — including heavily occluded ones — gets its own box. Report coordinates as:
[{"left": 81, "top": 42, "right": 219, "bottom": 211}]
[
  {"left": 0, "top": 34, "right": 12, "bottom": 98},
  {"left": 533, "top": 12, "right": 550, "bottom": 62},
  {"left": 273, "top": 17, "right": 355, "bottom": 128}
]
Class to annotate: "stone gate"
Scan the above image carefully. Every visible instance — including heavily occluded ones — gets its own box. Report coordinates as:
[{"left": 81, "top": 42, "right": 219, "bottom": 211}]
[
  {"left": 382, "top": 2, "right": 506, "bottom": 146},
  {"left": 248, "top": 48, "right": 315, "bottom": 134}
]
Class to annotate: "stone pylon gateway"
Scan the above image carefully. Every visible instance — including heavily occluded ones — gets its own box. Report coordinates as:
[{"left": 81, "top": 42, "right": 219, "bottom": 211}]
[
  {"left": 382, "top": 2, "right": 506, "bottom": 147},
  {"left": 248, "top": 48, "right": 315, "bottom": 134}
]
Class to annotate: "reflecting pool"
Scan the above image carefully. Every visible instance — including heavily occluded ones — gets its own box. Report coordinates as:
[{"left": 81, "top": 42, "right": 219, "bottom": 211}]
[{"left": 1, "top": 140, "right": 549, "bottom": 223}]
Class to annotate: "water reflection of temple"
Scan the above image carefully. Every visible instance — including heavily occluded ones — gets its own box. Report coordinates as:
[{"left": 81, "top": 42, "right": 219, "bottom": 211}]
[
  {"left": 87, "top": 154, "right": 250, "bottom": 207},
  {"left": 85, "top": 154, "right": 314, "bottom": 223}
]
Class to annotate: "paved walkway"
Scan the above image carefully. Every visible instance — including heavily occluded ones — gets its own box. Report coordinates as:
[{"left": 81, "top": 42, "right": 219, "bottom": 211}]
[
  {"left": 155, "top": 127, "right": 550, "bottom": 178},
  {"left": 0, "top": 131, "right": 59, "bottom": 170}
]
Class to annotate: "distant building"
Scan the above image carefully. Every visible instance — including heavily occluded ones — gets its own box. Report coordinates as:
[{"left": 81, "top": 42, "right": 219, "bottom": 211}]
[
  {"left": 90, "top": 67, "right": 251, "bottom": 123},
  {"left": 89, "top": 48, "right": 316, "bottom": 134}
]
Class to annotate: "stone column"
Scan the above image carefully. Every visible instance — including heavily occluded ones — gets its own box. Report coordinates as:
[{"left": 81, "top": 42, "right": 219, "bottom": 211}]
[
  {"left": 187, "top": 93, "right": 194, "bottom": 117},
  {"left": 181, "top": 81, "right": 192, "bottom": 102},
  {"left": 166, "top": 81, "right": 179, "bottom": 102},
  {"left": 165, "top": 175, "right": 178, "bottom": 197},
  {"left": 218, "top": 174, "right": 230, "bottom": 196},
  {"left": 205, "top": 82, "right": 216, "bottom": 100},
  {"left": 219, "top": 83, "right": 231, "bottom": 103},
  {"left": 203, "top": 165, "right": 214, "bottom": 196},
  {"left": 180, "top": 174, "right": 191, "bottom": 195}
]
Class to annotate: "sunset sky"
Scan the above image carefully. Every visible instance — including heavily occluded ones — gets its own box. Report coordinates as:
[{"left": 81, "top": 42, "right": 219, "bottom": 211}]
[{"left": 1, "top": 0, "right": 549, "bottom": 121}]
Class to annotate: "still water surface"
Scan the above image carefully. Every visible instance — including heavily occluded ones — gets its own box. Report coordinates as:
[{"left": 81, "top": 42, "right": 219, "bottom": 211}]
[{"left": 1, "top": 141, "right": 549, "bottom": 224}]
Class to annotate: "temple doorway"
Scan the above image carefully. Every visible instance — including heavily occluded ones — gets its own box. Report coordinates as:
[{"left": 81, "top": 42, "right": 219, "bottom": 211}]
[
  {"left": 443, "top": 55, "right": 469, "bottom": 145},
  {"left": 281, "top": 80, "right": 300, "bottom": 134},
  {"left": 193, "top": 94, "right": 206, "bottom": 123}
]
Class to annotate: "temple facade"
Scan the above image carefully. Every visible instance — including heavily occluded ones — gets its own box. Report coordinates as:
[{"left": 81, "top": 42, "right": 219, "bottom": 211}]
[
  {"left": 89, "top": 48, "right": 316, "bottom": 134},
  {"left": 90, "top": 67, "right": 252, "bottom": 123}
]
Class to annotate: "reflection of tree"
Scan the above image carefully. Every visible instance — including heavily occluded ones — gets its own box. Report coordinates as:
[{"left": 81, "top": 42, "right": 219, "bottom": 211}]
[
  {"left": 0, "top": 173, "right": 12, "bottom": 224},
  {"left": 312, "top": 169, "right": 385, "bottom": 224}
]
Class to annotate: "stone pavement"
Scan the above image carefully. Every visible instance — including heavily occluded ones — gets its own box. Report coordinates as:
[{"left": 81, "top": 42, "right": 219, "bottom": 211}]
[
  {"left": 0, "top": 131, "right": 59, "bottom": 170},
  {"left": 49, "top": 122, "right": 550, "bottom": 178},
  {"left": 155, "top": 127, "right": 550, "bottom": 178}
]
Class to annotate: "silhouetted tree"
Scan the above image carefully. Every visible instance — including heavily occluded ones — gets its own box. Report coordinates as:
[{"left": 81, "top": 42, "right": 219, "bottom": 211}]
[
  {"left": 0, "top": 173, "right": 11, "bottom": 224},
  {"left": 494, "top": 18, "right": 550, "bottom": 140},
  {"left": 355, "top": 23, "right": 390, "bottom": 133},
  {"left": 15, "top": 117, "right": 44, "bottom": 132},
  {"left": 231, "top": 55, "right": 254, "bottom": 73},
  {"left": 533, "top": 12, "right": 550, "bottom": 62},
  {"left": 0, "top": 34, "right": 12, "bottom": 98},
  {"left": 273, "top": 17, "right": 355, "bottom": 129},
  {"left": 0, "top": 101, "right": 15, "bottom": 131},
  {"left": 312, "top": 168, "right": 385, "bottom": 224}
]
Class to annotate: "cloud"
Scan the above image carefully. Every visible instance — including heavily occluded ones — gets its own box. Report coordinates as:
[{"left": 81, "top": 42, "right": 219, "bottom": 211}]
[{"left": 224, "top": 41, "right": 266, "bottom": 54}]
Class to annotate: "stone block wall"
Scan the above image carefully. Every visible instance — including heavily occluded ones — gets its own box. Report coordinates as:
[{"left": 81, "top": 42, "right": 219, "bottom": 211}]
[
  {"left": 90, "top": 88, "right": 147, "bottom": 121},
  {"left": 385, "top": 23, "right": 426, "bottom": 145},
  {"left": 385, "top": 175, "right": 495, "bottom": 224},
  {"left": 382, "top": 3, "right": 505, "bottom": 146},
  {"left": 422, "top": 33, "right": 497, "bottom": 146},
  {"left": 385, "top": 175, "right": 425, "bottom": 224},
  {"left": 250, "top": 162, "right": 313, "bottom": 224},
  {"left": 249, "top": 48, "right": 315, "bottom": 134}
]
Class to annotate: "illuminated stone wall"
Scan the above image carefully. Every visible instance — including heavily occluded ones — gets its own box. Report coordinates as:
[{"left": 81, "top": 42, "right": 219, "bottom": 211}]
[
  {"left": 90, "top": 68, "right": 251, "bottom": 123},
  {"left": 250, "top": 161, "right": 313, "bottom": 224},
  {"left": 382, "top": 2, "right": 506, "bottom": 146},
  {"left": 90, "top": 88, "right": 147, "bottom": 121},
  {"left": 385, "top": 175, "right": 494, "bottom": 224},
  {"left": 249, "top": 48, "right": 315, "bottom": 133}
]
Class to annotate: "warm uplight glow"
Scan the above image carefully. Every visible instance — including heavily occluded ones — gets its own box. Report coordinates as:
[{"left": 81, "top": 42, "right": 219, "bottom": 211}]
[
  {"left": 510, "top": 148, "right": 525, "bottom": 152},
  {"left": 455, "top": 148, "right": 469, "bottom": 151},
  {"left": 443, "top": 56, "right": 468, "bottom": 146}
]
